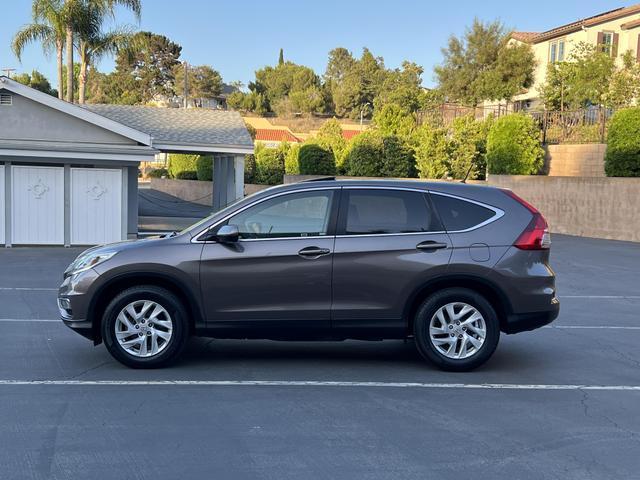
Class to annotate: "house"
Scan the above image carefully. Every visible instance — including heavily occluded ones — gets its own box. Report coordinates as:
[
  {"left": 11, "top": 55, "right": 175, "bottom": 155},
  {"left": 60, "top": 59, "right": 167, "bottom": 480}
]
[
  {"left": 0, "top": 76, "right": 253, "bottom": 247},
  {"left": 510, "top": 3, "right": 640, "bottom": 110}
]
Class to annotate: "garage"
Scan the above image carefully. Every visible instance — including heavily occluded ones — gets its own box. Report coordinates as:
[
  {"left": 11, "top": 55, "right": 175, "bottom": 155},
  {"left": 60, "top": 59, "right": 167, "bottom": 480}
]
[{"left": 0, "top": 75, "right": 253, "bottom": 247}]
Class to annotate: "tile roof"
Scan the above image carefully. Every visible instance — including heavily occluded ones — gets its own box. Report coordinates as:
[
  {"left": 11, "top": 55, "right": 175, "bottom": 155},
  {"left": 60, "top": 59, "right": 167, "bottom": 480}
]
[
  {"left": 81, "top": 104, "right": 254, "bottom": 149},
  {"left": 342, "top": 129, "right": 362, "bottom": 140},
  {"left": 511, "top": 4, "right": 640, "bottom": 43},
  {"left": 510, "top": 32, "right": 540, "bottom": 43},
  {"left": 255, "top": 129, "right": 301, "bottom": 143}
]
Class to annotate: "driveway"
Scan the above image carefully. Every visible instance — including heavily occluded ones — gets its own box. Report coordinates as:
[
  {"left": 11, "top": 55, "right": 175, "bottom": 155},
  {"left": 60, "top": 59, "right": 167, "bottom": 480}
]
[{"left": 0, "top": 235, "right": 639, "bottom": 479}]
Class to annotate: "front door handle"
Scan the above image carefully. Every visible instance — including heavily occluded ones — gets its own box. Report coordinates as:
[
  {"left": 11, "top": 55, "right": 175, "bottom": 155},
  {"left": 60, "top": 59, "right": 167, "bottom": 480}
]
[
  {"left": 298, "top": 246, "right": 331, "bottom": 258},
  {"left": 416, "top": 240, "right": 448, "bottom": 252}
]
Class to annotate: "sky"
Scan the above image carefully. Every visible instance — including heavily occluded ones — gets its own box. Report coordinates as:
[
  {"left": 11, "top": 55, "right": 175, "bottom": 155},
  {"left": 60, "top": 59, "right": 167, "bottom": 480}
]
[{"left": 0, "top": 0, "right": 629, "bottom": 91}]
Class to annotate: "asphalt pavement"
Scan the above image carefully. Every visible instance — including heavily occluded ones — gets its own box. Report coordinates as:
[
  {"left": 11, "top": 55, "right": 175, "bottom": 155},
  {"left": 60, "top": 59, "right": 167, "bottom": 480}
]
[{"left": 0, "top": 234, "right": 639, "bottom": 479}]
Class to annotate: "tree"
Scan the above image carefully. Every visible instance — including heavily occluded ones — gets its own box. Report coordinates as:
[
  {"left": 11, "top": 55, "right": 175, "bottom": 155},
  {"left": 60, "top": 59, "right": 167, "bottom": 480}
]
[
  {"left": 374, "top": 61, "right": 425, "bottom": 113},
  {"left": 278, "top": 48, "right": 284, "bottom": 66},
  {"left": 344, "top": 131, "right": 415, "bottom": 178},
  {"left": 174, "top": 64, "right": 223, "bottom": 105},
  {"left": 13, "top": 70, "right": 57, "bottom": 96},
  {"left": 315, "top": 118, "right": 347, "bottom": 171},
  {"left": 372, "top": 103, "right": 416, "bottom": 138},
  {"left": 115, "top": 31, "right": 182, "bottom": 102},
  {"left": 12, "top": 0, "right": 66, "bottom": 99},
  {"left": 435, "top": 19, "right": 535, "bottom": 106},
  {"left": 539, "top": 42, "right": 614, "bottom": 110},
  {"left": 414, "top": 124, "right": 450, "bottom": 179}
]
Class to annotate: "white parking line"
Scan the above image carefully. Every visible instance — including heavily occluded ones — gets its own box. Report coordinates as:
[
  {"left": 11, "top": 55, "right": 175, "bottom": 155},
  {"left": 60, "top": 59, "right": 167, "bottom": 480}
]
[
  {"left": 0, "top": 287, "right": 58, "bottom": 291},
  {"left": 560, "top": 295, "right": 640, "bottom": 299},
  {"left": 0, "top": 319, "right": 60, "bottom": 322},
  {"left": 545, "top": 325, "right": 640, "bottom": 330},
  {"left": 0, "top": 379, "right": 639, "bottom": 390}
]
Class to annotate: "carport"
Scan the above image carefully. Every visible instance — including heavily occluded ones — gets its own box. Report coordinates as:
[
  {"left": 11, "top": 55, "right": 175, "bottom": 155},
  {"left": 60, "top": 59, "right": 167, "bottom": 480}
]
[{"left": 0, "top": 76, "right": 254, "bottom": 247}]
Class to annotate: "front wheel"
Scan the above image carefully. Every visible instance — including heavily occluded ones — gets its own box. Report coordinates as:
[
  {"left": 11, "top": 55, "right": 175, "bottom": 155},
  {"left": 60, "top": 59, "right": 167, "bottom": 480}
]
[
  {"left": 414, "top": 288, "right": 500, "bottom": 371},
  {"left": 102, "top": 286, "right": 189, "bottom": 368}
]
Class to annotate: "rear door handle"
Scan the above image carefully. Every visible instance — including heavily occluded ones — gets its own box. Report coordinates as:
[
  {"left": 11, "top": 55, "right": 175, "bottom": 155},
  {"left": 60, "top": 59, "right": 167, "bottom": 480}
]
[
  {"left": 298, "top": 246, "right": 331, "bottom": 258},
  {"left": 416, "top": 240, "right": 448, "bottom": 252}
]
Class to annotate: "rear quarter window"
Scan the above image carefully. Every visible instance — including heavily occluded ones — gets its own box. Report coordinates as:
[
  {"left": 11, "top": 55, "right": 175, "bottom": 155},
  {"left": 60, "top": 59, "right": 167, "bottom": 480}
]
[{"left": 430, "top": 193, "right": 495, "bottom": 231}]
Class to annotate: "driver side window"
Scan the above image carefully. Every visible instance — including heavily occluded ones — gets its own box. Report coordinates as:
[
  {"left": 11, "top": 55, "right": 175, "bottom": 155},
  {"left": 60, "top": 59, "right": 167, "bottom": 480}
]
[{"left": 227, "top": 190, "right": 335, "bottom": 239}]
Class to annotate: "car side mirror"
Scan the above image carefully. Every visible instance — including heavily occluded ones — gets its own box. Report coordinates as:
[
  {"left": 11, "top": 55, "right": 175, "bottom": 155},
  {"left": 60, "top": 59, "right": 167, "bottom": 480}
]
[{"left": 215, "top": 225, "right": 239, "bottom": 243}]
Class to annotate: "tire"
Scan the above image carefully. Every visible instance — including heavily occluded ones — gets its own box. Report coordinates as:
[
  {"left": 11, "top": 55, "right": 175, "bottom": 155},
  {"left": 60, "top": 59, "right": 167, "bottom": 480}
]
[
  {"left": 414, "top": 288, "right": 500, "bottom": 372},
  {"left": 102, "top": 285, "right": 189, "bottom": 368}
]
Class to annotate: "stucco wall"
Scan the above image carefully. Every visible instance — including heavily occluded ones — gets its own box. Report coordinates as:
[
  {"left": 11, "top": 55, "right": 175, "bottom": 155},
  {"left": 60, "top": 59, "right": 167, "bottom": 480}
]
[
  {"left": 488, "top": 175, "right": 640, "bottom": 242},
  {"left": 0, "top": 89, "right": 136, "bottom": 145},
  {"left": 546, "top": 144, "right": 606, "bottom": 177}
]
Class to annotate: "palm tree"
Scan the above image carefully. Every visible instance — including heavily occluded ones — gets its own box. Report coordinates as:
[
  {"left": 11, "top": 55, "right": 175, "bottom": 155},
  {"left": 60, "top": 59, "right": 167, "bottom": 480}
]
[
  {"left": 70, "top": 0, "right": 142, "bottom": 103},
  {"left": 12, "top": 0, "right": 66, "bottom": 100},
  {"left": 77, "top": 25, "right": 134, "bottom": 103}
]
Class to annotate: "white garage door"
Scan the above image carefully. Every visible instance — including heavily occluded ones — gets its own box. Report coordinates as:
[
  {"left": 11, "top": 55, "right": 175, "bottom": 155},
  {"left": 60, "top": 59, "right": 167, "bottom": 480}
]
[
  {"left": 12, "top": 166, "right": 64, "bottom": 245},
  {"left": 0, "top": 165, "right": 4, "bottom": 245},
  {"left": 71, "top": 168, "right": 122, "bottom": 245}
]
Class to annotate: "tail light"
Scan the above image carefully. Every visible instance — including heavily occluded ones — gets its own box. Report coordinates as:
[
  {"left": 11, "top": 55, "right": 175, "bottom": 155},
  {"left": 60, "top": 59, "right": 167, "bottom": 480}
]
[{"left": 501, "top": 189, "right": 551, "bottom": 250}]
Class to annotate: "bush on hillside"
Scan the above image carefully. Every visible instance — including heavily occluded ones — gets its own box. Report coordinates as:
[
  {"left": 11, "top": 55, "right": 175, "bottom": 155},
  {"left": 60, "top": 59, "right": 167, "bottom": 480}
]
[
  {"left": 605, "top": 107, "right": 640, "bottom": 177},
  {"left": 486, "top": 114, "right": 544, "bottom": 175},
  {"left": 344, "top": 131, "right": 416, "bottom": 178},
  {"left": 298, "top": 143, "right": 336, "bottom": 175},
  {"left": 254, "top": 144, "right": 284, "bottom": 185}
]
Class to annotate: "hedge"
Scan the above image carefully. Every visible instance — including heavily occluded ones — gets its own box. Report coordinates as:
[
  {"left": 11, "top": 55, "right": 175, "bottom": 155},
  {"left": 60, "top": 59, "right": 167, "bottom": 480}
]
[
  {"left": 196, "top": 156, "right": 213, "bottom": 181},
  {"left": 344, "top": 131, "right": 415, "bottom": 178},
  {"left": 254, "top": 145, "right": 284, "bottom": 185},
  {"left": 168, "top": 154, "right": 198, "bottom": 178},
  {"left": 175, "top": 170, "right": 198, "bottom": 180},
  {"left": 486, "top": 114, "right": 544, "bottom": 175},
  {"left": 298, "top": 143, "right": 336, "bottom": 175},
  {"left": 147, "top": 168, "right": 168, "bottom": 178},
  {"left": 605, "top": 107, "right": 640, "bottom": 177}
]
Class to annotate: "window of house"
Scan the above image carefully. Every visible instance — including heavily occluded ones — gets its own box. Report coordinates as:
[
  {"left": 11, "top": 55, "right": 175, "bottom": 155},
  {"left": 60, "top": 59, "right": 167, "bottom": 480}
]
[
  {"left": 601, "top": 32, "right": 614, "bottom": 55},
  {"left": 549, "top": 39, "right": 565, "bottom": 63},
  {"left": 339, "top": 189, "right": 442, "bottom": 235},
  {"left": 227, "top": 190, "right": 334, "bottom": 239}
]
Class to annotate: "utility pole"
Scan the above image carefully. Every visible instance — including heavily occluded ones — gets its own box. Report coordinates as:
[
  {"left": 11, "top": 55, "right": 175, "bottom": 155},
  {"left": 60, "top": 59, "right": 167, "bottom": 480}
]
[
  {"left": 183, "top": 61, "right": 189, "bottom": 108},
  {"left": 1, "top": 68, "right": 16, "bottom": 78}
]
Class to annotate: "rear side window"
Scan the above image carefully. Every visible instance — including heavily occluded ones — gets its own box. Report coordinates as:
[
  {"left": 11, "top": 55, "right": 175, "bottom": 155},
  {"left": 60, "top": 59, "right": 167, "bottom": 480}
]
[
  {"left": 340, "top": 189, "right": 442, "bottom": 235},
  {"left": 430, "top": 193, "right": 495, "bottom": 232}
]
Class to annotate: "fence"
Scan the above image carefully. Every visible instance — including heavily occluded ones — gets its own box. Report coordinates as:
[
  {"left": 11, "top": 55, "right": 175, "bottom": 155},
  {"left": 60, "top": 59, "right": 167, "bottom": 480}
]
[{"left": 418, "top": 104, "right": 613, "bottom": 145}]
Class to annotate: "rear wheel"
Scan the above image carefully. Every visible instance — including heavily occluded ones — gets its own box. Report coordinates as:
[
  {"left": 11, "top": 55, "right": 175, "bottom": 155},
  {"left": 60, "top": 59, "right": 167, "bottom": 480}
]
[
  {"left": 102, "top": 286, "right": 189, "bottom": 368},
  {"left": 414, "top": 288, "right": 500, "bottom": 371}
]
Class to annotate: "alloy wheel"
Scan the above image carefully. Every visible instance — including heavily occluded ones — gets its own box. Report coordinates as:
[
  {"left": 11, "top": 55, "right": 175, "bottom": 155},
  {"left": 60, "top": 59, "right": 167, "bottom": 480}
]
[
  {"left": 429, "top": 302, "right": 486, "bottom": 359},
  {"left": 115, "top": 300, "right": 173, "bottom": 358}
]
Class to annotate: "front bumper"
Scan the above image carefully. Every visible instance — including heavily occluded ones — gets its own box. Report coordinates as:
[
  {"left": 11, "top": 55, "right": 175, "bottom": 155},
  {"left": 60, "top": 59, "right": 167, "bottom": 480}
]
[
  {"left": 503, "top": 297, "right": 560, "bottom": 334},
  {"left": 58, "top": 269, "right": 100, "bottom": 342}
]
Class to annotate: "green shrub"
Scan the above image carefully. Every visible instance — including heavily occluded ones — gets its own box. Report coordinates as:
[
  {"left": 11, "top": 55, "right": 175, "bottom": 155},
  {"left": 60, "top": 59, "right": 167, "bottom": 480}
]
[
  {"left": 284, "top": 144, "right": 301, "bottom": 175},
  {"left": 316, "top": 119, "right": 348, "bottom": 172},
  {"left": 605, "top": 107, "right": 640, "bottom": 177},
  {"left": 414, "top": 124, "right": 449, "bottom": 179},
  {"left": 254, "top": 144, "right": 284, "bottom": 185},
  {"left": 168, "top": 154, "right": 198, "bottom": 178},
  {"left": 196, "top": 156, "right": 213, "bottom": 181},
  {"left": 147, "top": 168, "right": 168, "bottom": 178},
  {"left": 344, "top": 131, "right": 415, "bottom": 178},
  {"left": 244, "top": 154, "right": 256, "bottom": 183},
  {"left": 486, "top": 114, "right": 544, "bottom": 175},
  {"left": 298, "top": 143, "right": 336, "bottom": 175},
  {"left": 175, "top": 170, "right": 198, "bottom": 180}
]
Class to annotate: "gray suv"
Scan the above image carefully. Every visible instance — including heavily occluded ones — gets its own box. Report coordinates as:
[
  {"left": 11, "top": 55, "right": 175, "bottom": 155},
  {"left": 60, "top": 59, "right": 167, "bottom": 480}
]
[{"left": 59, "top": 179, "right": 559, "bottom": 371}]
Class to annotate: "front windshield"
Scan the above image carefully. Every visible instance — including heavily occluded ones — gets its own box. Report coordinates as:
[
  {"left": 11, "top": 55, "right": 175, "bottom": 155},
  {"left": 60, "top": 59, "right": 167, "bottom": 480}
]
[{"left": 179, "top": 187, "right": 278, "bottom": 236}]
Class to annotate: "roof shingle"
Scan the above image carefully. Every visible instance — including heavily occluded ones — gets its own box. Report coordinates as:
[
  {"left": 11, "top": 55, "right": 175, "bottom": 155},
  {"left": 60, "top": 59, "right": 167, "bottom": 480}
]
[{"left": 81, "top": 104, "right": 254, "bottom": 149}]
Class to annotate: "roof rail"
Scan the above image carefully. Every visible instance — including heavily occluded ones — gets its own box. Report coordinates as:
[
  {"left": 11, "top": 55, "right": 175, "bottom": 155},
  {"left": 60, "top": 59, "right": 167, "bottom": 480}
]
[{"left": 301, "top": 176, "right": 336, "bottom": 182}]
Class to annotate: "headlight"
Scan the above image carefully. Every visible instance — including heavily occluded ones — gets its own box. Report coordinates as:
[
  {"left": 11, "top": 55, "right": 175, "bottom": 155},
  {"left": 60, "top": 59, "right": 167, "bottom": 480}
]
[{"left": 65, "top": 250, "right": 117, "bottom": 276}]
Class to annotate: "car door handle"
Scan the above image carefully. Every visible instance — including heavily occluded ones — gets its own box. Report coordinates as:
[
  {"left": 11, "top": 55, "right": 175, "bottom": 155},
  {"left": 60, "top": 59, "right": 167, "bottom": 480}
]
[
  {"left": 298, "top": 246, "right": 331, "bottom": 258},
  {"left": 416, "top": 241, "right": 448, "bottom": 252}
]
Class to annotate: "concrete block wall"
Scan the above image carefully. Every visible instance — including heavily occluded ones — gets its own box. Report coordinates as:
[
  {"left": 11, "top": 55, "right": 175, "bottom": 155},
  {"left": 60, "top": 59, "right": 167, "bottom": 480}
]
[{"left": 546, "top": 144, "right": 606, "bottom": 177}]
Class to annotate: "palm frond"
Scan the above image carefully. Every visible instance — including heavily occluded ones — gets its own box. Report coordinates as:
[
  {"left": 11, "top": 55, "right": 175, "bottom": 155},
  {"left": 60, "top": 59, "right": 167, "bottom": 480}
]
[{"left": 12, "top": 23, "right": 56, "bottom": 60}]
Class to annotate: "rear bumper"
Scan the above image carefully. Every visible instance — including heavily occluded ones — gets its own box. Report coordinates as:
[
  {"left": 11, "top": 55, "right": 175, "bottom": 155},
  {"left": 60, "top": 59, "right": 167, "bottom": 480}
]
[{"left": 503, "top": 297, "right": 560, "bottom": 334}]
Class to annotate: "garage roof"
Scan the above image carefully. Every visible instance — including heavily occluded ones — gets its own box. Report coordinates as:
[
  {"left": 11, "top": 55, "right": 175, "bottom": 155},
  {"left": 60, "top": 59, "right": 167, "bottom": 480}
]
[{"left": 81, "top": 104, "right": 254, "bottom": 154}]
